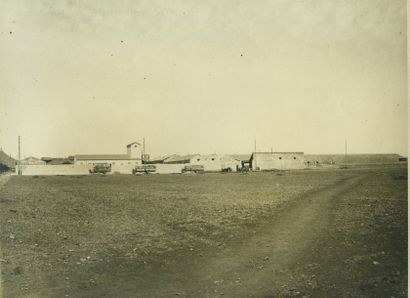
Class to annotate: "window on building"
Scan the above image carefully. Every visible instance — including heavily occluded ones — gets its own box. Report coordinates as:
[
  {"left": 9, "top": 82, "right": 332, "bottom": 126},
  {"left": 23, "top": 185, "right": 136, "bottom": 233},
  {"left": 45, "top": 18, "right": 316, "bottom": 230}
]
[
  {"left": 279, "top": 157, "right": 282, "bottom": 160},
  {"left": 293, "top": 157, "right": 296, "bottom": 160},
  {"left": 197, "top": 158, "right": 200, "bottom": 161},
  {"left": 211, "top": 158, "right": 215, "bottom": 161}
]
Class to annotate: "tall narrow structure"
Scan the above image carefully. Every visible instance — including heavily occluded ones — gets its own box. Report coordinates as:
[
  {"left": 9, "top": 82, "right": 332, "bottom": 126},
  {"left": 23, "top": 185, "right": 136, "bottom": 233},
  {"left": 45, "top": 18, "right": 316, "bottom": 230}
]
[
  {"left": 126, "top": 142, "right": 142, "bottom": 159},
  {"left": 344, "top": 139, "right": 347, "bottom": 167},
  {"left": 254, "top": 139, "right": 257, "bottom": 170},
  {"left": 18, "top": 136, "right": 21, "bottom": 175}
]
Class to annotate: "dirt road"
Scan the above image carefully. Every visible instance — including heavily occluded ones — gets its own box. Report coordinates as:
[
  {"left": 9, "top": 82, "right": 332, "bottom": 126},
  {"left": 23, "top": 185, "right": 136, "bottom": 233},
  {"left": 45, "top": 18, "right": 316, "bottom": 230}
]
[
  {"left": 0, "top": 168, "right": 407, "bottom": 297},
  {"left": 84, "top": 170, "right": 406, "bottom": 297},
  {"left": 180, "top": 176, "right": 365, "bottom": 297}
]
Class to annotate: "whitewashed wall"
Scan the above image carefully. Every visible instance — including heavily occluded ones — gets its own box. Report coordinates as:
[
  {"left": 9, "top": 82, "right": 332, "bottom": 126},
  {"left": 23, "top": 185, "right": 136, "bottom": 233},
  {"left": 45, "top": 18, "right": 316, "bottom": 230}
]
[
  {"left": 154, "top": 164, "right": 184, "bottom": 174},
  {"left": 252, "top": 153, "right": 306, "bottom": 170},
  {"left": 189, "top": 154, "right": 222, "bottom": 172},
  {"left": 17, "top": 163, "right": 185, "bottom": 175},
  {"left": 18, "top": 164, "right": 92, "bottom": 176},
  {"left": 110, "top": 164, "right": 134, "bottom": 174}
]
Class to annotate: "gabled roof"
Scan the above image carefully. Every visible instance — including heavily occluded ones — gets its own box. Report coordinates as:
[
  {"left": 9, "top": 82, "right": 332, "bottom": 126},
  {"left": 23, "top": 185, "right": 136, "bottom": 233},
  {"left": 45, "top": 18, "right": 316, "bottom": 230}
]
[
  {"left": 127, "top": 142, "right": 141, "bottom": 147},
  {"left": 74, "top": 154, "right": 140, "bottom": 161},
  {"left": 22, "top": 156, "right": 42, "bottom": 161},
  {"left": 20, "top": 156, "right": 46, "bottom": 165}
]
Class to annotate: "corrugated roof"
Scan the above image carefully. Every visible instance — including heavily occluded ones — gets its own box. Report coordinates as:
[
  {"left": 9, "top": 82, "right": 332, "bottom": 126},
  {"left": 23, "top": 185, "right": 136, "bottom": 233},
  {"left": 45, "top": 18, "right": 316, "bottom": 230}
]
[{"left": 74, "top": 154, "right": 139, "bottom": 160}]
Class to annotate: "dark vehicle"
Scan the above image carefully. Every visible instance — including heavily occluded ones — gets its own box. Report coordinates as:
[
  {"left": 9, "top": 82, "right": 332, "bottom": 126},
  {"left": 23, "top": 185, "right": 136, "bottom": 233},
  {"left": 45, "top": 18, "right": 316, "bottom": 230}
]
[
  {"left": 133, "top": 165, "right": 156, "bottom": 174},
  {"left": 89, "top": 163, "right": 111, "bottom": 174},
  {"left": 181, "top": 165, "right": 204, "bottom": 174},
  {"left": 222, "top": 167, "right": 232, "bottom": 173}
]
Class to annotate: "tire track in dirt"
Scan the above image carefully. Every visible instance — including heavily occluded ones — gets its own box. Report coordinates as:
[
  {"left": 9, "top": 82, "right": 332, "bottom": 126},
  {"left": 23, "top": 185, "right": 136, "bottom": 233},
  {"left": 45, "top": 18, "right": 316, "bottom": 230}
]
[
  {"left": 98, "top": 174, "right": 365, "bottom": 297},
  {"left": 178, "top": 175, "right": 365, "bottom": 297}
]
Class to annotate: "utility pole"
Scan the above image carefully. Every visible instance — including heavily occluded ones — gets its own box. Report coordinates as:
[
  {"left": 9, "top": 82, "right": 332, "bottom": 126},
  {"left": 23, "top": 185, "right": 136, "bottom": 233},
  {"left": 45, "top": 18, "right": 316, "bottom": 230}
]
[
  {"left": 18, "top": 136, "right": 21, "bottom": 175},
  {"left": 344, "top": 138, "right": 347, "bottom": 168},
  {"left": 142, "top": 137, "right": 146, "bottom": 163},
  {"left": 254, "top": 139, "right": 257, "bottom": 171}
]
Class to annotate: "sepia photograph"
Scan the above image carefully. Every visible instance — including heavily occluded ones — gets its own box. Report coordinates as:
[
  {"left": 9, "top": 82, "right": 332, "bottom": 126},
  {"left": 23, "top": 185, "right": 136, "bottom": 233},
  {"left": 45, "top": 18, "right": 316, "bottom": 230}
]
[{"left": 0, "top": 0, "right": 407, "bottom": 297}]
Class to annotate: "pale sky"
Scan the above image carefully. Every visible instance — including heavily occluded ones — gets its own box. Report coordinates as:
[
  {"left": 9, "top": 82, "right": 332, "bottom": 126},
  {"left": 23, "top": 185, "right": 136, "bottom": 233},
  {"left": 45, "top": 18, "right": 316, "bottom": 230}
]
[{"left": 0, "top": 0, "right": 407, "bottom": 158}]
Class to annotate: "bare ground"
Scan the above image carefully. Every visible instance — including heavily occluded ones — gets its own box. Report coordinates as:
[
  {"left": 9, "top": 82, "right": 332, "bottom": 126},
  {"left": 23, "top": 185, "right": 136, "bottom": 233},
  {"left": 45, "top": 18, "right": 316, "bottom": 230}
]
[{"left": 0, "top": 166, "right": 407, "bottom": 297}]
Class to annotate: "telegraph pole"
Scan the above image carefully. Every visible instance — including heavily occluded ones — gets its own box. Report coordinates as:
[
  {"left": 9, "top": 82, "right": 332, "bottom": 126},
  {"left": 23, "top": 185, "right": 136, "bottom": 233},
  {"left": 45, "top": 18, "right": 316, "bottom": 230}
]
[
  {"left": 254, "top": 139, "right": 257, "bottom": 171},
  {"left": 18, "top": 136, "right": 21, "bottom": 175},
  {"left": 141, "top": 137, "right": 146, "bottom": 163},
  {"left": 344, "top": 138, "right": 347, "bottom": 168}
]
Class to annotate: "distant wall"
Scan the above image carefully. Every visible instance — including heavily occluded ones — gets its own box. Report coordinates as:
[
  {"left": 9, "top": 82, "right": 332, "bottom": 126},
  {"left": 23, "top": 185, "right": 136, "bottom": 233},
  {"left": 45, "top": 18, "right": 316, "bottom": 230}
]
[
  {"left": 111, "top": 164, "right": 184, "bottom": 174},
  {"left": 304, "top": 154, "right": 404, "bottom": 165},
  {"left": 18, "top": 163, "right": 185, "bottom": 176},
  {"left": 19, "top": 164, "right": 92, "bottom": 176},
  {"left": 252, "top": 153, "right": 305, "bottom": 170},
  {"left": 189, "top": 155, "right": 223, "bottom": 172},
  {"left": 155, "top": 164, "right": 184, "bottom": 174},
  {"left": 110, "top": 164, "right": 134, "bottom": 174}
]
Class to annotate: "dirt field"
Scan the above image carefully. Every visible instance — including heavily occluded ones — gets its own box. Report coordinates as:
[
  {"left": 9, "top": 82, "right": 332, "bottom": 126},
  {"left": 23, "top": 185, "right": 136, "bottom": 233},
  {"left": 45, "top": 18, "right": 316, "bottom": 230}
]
[{"left": 0, "top": 165, "right": 407, "bottom": 297}]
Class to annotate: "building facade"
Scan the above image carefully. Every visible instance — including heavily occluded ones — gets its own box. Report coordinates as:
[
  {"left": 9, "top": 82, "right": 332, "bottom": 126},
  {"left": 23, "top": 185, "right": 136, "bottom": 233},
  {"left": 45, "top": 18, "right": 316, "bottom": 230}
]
[
  {"left": 250, "top": 152, "right": 305, "bottom": 170},
  {"left": 188, "top": 154, "right": 241, "bottom": 172},
  {"left": 73, "top": 142, "right": 143, "bottom": 167},
  {"left": 189, "top": 154, "right": 221, "bottom": 171}
]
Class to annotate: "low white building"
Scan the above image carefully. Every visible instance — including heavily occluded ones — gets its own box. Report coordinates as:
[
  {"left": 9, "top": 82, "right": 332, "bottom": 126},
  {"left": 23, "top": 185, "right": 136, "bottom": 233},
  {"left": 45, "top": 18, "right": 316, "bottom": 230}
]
[
  {"left": 250, "top": 152, "right": 305, "bottom": 170},
  {"left": 73, "top": 142, "right": 143, "bottom": 167},
  {"left": 20, "top": 156, "right": 46, "bottom": 165},
  {"left": 189, "top": 154, "right": 241, "bottom": 172}
]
